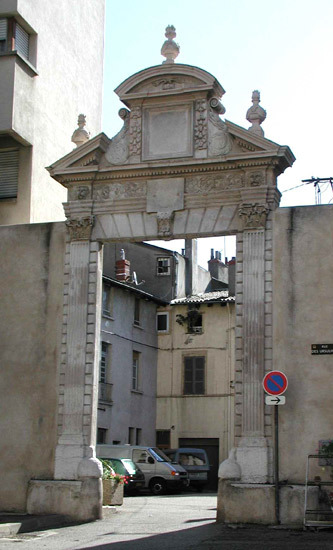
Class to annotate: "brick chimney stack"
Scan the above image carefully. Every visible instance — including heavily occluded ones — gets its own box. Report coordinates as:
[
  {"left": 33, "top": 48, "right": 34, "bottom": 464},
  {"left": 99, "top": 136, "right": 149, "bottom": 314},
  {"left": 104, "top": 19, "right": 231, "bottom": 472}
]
[
  {"left": 116, "top": 249, "right": 130, "bottom": 281},
  {"left": 208, "top": 249, "right": 228, "bottom": 284}
]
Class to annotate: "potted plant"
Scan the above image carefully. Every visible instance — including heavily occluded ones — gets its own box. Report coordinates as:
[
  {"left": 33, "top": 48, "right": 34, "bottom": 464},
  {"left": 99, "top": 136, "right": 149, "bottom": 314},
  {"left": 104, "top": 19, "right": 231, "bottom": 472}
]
[{"left": 101, "top": 459, "right": 127, "bottom": 506}]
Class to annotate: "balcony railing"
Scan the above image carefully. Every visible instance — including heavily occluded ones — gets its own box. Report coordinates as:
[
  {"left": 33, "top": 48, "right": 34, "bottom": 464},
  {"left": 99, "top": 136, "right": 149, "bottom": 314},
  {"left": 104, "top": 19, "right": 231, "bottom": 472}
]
[{"left": 99, "top": 382, "right": 113, "bottom": 404}]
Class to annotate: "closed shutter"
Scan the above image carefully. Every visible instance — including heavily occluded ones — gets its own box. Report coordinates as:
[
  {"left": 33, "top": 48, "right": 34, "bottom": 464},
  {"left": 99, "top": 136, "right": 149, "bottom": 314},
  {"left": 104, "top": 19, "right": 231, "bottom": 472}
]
[
  {"left": 0, "top": 150, "right": 19, "bottom": 198},
  {"left": 0, "top": 18, "right": 7, "bottom": 53},
  {"left": 15, "top": 22, "right": 29, "bottom": 59}
]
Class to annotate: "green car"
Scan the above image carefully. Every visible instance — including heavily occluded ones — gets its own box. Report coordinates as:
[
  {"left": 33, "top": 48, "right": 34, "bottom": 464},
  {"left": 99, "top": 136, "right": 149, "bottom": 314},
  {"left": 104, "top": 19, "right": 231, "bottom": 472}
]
[{"left": 101, "top": 457, "right": 145, "bottom": 494}]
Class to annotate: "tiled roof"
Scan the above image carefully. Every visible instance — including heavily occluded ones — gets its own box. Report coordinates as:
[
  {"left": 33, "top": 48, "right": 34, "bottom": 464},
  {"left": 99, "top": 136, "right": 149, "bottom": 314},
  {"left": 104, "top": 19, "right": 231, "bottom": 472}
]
[{"left": 171, "top": 291, "right": 235, "bottom": 305}]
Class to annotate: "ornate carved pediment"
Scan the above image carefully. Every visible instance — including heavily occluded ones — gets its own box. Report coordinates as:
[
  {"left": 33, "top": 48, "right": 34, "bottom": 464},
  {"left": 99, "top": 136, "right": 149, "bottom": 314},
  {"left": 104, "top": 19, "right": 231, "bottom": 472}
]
[
  {"left": 129, "top": 74, "right": 206, "bottom": 95},
  {"left": 47, "top": 133, "right": 110, "bottom": 178}
]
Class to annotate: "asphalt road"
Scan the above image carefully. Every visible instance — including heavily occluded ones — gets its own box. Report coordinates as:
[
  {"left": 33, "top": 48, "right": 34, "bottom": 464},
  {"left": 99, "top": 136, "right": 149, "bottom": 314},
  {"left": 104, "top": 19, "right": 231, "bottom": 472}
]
[{"left": 0, "top": 492, "right": 332, "bottom": 549}]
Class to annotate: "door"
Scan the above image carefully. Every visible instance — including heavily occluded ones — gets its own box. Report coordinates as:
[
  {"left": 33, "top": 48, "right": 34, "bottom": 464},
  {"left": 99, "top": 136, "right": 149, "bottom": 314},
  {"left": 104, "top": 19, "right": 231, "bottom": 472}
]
[{"left": 179, "top": 438, "right": 219, "bottom": 491}]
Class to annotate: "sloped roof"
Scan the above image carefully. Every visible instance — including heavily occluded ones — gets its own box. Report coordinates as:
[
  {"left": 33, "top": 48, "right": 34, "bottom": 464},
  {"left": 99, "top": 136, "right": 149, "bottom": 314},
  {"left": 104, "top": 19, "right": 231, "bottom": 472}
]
[{"left": 171, "top": 291, "right": 235, "bottom": 305}]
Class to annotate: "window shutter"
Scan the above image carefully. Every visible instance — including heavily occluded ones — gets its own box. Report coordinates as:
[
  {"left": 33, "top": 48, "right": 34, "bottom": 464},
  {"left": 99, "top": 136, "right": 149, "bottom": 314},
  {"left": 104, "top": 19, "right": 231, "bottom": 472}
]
[
  {"left": 15, "top": 22, "right": 29, "bottom": 59},
  {"left": 0, "top": 18, "right": 7, "bottom": 52},
  {"left": 0, "top": 150, "right": 19, "bottom": 198},
  {"left": 0, "top": 18, "right": 7, "bottom": 39}
]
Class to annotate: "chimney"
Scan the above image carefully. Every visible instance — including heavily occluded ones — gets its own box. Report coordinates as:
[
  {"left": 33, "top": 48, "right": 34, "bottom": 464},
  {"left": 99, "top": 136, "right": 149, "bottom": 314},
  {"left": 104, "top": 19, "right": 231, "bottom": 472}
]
[
  {"left": 208, "top": 249, "right": 228, "bottom": 285},
  {"left": 116, "top": 249, "right": 130, "bottom": 281},
  {"left": 227, "top": 256, "right": 236, "bottom": 296},
  {"left": 185, "top": 239, "right": 198, "bottom": 296}
]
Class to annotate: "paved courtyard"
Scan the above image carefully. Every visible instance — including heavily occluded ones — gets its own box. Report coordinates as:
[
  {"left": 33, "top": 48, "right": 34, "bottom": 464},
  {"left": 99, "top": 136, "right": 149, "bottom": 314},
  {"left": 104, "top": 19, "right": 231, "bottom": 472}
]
[{"left": 0, "top": 493, "right": 332, "bottom": 549}]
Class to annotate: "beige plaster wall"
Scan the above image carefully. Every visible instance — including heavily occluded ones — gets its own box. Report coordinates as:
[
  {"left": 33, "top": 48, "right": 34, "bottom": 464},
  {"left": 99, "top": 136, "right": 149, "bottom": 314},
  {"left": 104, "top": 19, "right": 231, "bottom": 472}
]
[
  {"left": 0, "top": 222, "right": 65, "bottom": 512},
  {"left": 156, "top": 302, "right": 235, "bottom": 460},
  {"left": 273, "top": 205, "right": 333, "bottom": 484},
  {"left": 0, "top": 0, "right": 105, "bottom": 225}
]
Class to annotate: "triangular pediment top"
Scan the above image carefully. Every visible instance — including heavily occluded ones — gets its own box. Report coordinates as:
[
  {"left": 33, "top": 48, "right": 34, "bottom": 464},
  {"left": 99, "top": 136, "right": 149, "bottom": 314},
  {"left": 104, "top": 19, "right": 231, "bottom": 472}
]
[
  {"left": 47, "top": 133, "right": 110, "bottom": 175},
  {"left": 115, "top": 63, "right": 225, "bottom": 103},
  {"left": 225, "top": 120, "right": 295, "bottom": 164}
]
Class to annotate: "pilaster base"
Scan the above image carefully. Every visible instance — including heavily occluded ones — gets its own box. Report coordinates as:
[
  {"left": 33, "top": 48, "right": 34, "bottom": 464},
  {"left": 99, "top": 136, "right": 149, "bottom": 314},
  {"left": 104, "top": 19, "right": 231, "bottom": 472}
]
[
  {"left": 217, "top": 480, "right": 319, "bottom": 525},
  {"left": 236, "top": 437, "right": 268, "bottom": 483},
  {"left": 27, "top": 479, "right": 102, "bottom": 522}
]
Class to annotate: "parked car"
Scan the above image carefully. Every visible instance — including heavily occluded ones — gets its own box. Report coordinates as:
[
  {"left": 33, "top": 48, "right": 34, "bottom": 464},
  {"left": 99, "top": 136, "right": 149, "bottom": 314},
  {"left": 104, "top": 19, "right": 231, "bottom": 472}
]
[
  {"left": 163, "top": 448, "right": 210, "bottom": 491},
  {"left": 99, "top": 457, "right": 145, "bottom": 494},
  {"left": 97, "top": 444, "right": 189, "bottom": 495}
]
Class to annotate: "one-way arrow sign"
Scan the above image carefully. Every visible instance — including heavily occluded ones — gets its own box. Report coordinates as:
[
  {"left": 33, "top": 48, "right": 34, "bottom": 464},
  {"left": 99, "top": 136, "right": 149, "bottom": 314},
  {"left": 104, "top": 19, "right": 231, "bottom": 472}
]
[{"left": 265, "top": 395, "right": 286, "bottom": 405}]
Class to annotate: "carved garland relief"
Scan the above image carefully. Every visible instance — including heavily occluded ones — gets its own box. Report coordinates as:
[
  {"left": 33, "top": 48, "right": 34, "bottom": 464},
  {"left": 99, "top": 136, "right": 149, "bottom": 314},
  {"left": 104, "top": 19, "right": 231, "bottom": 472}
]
[
  {"left": 93, "top": 181, "right": 147, "bottom": 200},
  {"left": 186, "top": 173, "right": 245, "bottom": 193},
  {"left": 129, "top": 107, "right": 142, "bottom": 157},
  {"left": 194, "top": 99, "right": 208, "bottom": 150}
]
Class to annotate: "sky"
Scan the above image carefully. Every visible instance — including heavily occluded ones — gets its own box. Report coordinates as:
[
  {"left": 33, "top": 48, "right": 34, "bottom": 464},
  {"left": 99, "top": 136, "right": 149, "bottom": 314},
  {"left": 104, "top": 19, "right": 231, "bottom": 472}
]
[{"left": 102, "top": 0, "right": 333, "bottom": 267}]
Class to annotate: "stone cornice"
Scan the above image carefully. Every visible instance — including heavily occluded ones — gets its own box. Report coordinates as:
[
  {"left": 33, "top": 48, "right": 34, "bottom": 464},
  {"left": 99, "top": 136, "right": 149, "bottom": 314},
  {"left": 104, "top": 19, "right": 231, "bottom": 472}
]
[{"left": 55, "top": 157, "right": 284, "bottom": 186}]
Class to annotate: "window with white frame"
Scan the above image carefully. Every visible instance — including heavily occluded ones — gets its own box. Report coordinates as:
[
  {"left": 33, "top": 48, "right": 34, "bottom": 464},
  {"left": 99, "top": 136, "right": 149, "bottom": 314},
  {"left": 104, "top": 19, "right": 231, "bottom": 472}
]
[
  {"left": 0, "top": 149, "right": 19, "bottom": 199},
  {"left": 132, "top": 351, "right": 140, "bottom": 391},
  {"left": 156, "top": 257, "right": 170, "bottom": 276},
  {"left": 100, "top": 342, "right": 110, "bottom": 383},
  {"left": 183, "top": 356, "right": 205, "bottom": 395},
  {"left": 102, "top": 283, "right": 113, "bottom": 316},
  {"left": 157, "top": 311, "right": 169, "bottom": 333}
]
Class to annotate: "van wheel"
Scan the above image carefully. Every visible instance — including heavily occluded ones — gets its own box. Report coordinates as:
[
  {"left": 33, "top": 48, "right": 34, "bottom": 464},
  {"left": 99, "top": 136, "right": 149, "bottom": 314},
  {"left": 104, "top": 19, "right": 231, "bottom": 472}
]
[{"left": 149, "top": 478, "right": 167, "bottom": 495}]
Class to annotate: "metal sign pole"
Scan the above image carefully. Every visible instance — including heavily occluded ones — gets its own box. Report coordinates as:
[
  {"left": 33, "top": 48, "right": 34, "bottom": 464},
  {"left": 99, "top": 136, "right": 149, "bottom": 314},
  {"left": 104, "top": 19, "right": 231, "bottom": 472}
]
[{"left": 274, "top": 405, "right": 280, "bottom": 524}]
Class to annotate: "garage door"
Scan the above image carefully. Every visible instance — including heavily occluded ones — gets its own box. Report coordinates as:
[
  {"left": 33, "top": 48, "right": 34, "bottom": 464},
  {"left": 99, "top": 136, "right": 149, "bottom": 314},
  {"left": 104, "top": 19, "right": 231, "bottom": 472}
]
[{"left": 178, "top": 438, "right": 219, "bottom": 491}]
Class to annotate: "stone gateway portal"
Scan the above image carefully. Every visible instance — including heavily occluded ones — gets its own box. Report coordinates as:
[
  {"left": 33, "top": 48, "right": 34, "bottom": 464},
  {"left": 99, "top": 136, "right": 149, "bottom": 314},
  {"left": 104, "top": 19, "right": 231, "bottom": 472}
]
[{"left": 28, "top": 26, "right": 294, "bottom": 520}]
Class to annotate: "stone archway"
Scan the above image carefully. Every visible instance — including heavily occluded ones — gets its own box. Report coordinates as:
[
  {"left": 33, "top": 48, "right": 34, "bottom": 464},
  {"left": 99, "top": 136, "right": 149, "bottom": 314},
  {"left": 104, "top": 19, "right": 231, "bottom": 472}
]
[{"left": 28, "top": 28, "right": 294, "bottom": 520}]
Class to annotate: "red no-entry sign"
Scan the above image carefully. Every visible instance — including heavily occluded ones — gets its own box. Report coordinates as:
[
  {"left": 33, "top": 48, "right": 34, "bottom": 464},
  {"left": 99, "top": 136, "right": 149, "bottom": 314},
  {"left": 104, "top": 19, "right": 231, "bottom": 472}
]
[{"left": 262, "top": 371, "right": 288, "bottom": 396}]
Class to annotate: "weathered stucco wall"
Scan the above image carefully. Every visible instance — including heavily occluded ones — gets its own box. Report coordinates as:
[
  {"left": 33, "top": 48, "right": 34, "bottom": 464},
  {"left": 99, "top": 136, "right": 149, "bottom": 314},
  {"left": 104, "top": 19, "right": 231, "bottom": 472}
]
[
  {"left": 156, "top": 302, "right": 235, "bottom": 461},
  {"left": 273, "top": 205, "right": 333, "bottom": 483},
  {"left": 0, "top": 222, "right": 65, "bottom": 511}
]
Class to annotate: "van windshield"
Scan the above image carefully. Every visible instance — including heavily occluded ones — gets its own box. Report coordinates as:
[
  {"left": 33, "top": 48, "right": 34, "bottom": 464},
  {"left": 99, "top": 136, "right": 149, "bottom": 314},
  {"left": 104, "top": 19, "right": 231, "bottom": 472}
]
[{"left": 149, "top": 447, "right": 170, "bottom": 462}]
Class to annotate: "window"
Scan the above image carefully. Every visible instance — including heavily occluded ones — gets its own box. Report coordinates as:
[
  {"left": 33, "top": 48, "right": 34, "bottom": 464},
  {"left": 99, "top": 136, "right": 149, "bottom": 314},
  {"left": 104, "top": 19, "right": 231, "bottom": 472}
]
[
  {"left": 0, "top": 18, "right": 30, "bottom": 60},
  {"left": 134, "top": 297, "right": 140, "bottom": 326},
  {"left": 183, "top": 356, "right": 205, "bottom": 395},
  {"left": 100, "top": 342, "right": 110, "bottom": 383},
  {"left": 157, "top": 257, "right": 170, "bottom": 276},
  {"left": 0, "top": 149, "right": 19, "bottom": 199},
  {"left": 187, "top": 309, "right": 203, "bottom": 334},
  {"left": 132, "top": 351, "right": 140, "bottom": 391},
  {"left": 157, "top": 312, "right": 169, "bottom": 333},
  {"left": 102, "top": 283, "right": 113, "bottom": 316},
  {"left": 156, "top": 430, "right": 171, "bottom": 450},
  {"left": 136, "top": 428, "right": 142, "bottom": 445},
  {"left": 128, "top": 427, "right": 135, "bottom": 445},
  {"left": 97, "top": 428, "right": 107, "bottom": 444}
]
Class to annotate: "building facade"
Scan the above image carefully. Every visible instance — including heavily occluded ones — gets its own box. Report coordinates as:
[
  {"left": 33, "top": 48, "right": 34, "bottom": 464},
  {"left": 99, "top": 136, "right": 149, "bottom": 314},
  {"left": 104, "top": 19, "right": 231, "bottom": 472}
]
[
  {"left": 97, "top": 275, "right": 166, "bottom": 447},
  {"left": 0, "top": 0, "right": 105, "bottom": 224},
  {"left": 156, "top": 292, "right": 235, "bottom": 489}
]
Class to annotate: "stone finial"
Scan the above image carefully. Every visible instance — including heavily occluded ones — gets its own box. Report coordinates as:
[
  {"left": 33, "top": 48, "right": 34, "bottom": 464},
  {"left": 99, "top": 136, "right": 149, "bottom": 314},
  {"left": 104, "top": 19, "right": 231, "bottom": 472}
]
[
  {"left": 161, "top": 25, "right": 180, "bottom": 64},
  {"left": 71, "top": 114, "right": 90, "bottom": 147},
  {"left": 246, "top": 90, "right": 266, "bottom": 137}
]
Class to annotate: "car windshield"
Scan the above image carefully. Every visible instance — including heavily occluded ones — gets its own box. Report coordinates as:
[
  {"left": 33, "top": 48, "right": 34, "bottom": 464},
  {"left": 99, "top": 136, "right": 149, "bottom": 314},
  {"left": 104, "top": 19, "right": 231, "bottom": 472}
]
[
  {"left": 108, "top": 459, "right": 126, "bottom": 476},
  {"left": 121, "top": 459, "right": 136, "bottom": 475},
  {"left": 150, "top": 447, "right": 170, "bottom": 462}
]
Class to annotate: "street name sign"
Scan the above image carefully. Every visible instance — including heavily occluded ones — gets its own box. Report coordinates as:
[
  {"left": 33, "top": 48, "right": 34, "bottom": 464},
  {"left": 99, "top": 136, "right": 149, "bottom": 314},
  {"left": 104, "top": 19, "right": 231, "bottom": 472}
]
[
  {"left": 311, "top": 343, "right": 333, "bottom": 355},
  {"left": 265, "top": 395, "right": 286, "bottom": 405},
  {"left": 262, "top": 371, "right": 288, "bottom": 396}
]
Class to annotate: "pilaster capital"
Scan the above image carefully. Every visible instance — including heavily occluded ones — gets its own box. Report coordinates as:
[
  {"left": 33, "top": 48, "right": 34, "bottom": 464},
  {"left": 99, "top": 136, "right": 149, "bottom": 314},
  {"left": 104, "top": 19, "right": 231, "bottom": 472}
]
[
  {"left": 238, "top": 203, "right": 269, "bottom": 230},
  {"left": 65, "top": 216, "right": 95, "bottom": 241}
]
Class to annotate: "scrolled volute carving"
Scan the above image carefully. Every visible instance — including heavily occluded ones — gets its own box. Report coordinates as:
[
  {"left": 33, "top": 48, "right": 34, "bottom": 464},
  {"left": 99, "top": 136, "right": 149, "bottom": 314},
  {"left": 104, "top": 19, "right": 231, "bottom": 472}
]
[
  {"left": 238, "top": 203, "right": 269, "bottom": 229},
  {"left": 65, "top": 216, "right": 94, "bottom": 241}
]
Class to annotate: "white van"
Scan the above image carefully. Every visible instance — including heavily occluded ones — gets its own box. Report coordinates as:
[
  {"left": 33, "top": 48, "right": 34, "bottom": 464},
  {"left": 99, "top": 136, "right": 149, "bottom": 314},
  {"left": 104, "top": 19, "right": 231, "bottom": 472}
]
[{"left": 97, "top": 444, "right": 189, "bottom": 495}]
